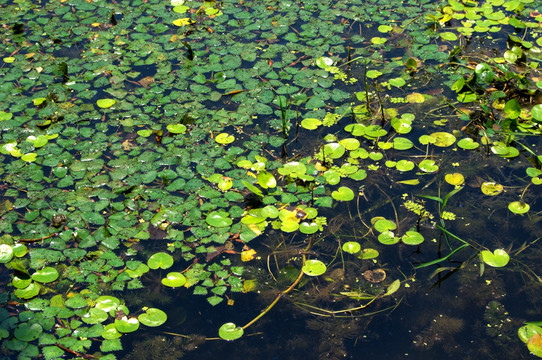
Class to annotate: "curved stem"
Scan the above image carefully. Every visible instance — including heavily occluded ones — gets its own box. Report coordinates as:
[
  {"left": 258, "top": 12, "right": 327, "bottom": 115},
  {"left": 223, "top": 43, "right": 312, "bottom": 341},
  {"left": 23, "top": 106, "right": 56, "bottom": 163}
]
[{"left": 242, "top": 239, "right": 313, "bottom": 330}]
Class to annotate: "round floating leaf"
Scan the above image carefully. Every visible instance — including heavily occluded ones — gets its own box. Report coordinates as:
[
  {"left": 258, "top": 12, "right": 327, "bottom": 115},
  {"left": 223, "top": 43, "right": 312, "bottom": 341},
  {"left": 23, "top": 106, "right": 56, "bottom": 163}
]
[
  {"left": 215, "top": 133, "right": 235, "bottom": 144},
  {"left": 137, "top": 129, "right": 153, "bottom": 137},
  {"left": 81, "top": 308, "right": 109, "bottom": 324},
  {"left": 219, "top": 322, "right": 244, "bottom": 341},
  {"left": 396, "top": 160, "right": 415, "bottom": 172},
  {"left": 95, "top": 296, "right": 121, "bottom": 312},
  {"left": 147, "top": 252, "right": 174, "bottom": 270},
  {"left": 299, "top": 222, "right": 319, "bottom": 234},
  {"left": 331, "top": 187, "right": 354, "bottom": 201},
  {"left": 401, "top": 231, "right": 424, "bottom": 245},
  {"left": 366, "top": 70, "right": 383, "bottom": 79},
  {"left": 301, "top": 118, "right": 322, "bottom": 130},
  {"left": 389, "top": 77, "right": 406, "bottom": 87},
  {"left": 96, "top": 98, "right": 116, "bottom": 109},
  {"left": 21, "top": 153, "right": 37, "bottom": 162},
  {"left": 338, "top": 138, "right": 360, "bottom": 151},
  {"left": 206, "top": 211, "right": 233, "bottom": 227},
  {"left": 393, "top": 137, "right": 413, "bottom": 150},
  {"left": 480, "top": 249, "right": 510, "bottom": 267},
  {"left": 115, "top": 317, "right": 140, "bottom": 333},
  {"left": 102, "top": 324, "right": 122, "bottom": 340},
  {"left": 166, "top": 124, "right": 187, "bottom": 134},
  {"left": 31, "top": 267, "right": 59, "bottom": 283},
  {"left": 342, "top": 241, "right": 361, "bottom": 254},
  {"left": 445, "top": 173, "right": 465, "bottom": 186},
  {"left": 378, "top": 231, "right": 400, "bottom": 245},
  {"left": 0, "top": 244, "right": 14, "bottom": 263},
  {"left": 374, "top": 219, "right": 396, "bottom": 232},
  {"left": 457, "top": 138, "right": 479, "bottom": 150},
  {"left": 532, "top": 104, "right": 542, "bottom": 122},
  {"left": 418, "top": 159, "right": 439, "bottom": 173},
  {"left": 378, "top": 24, "right": 393, "bottom": 33},
  {"left": 315, "top": 57, "right": 333, "bottom": 69},
  {"left": 359, "top": 248, "right": 379, "bottom": 259},
  {"left": 14, "top": 282, "right": 40, "bottom": 299},
  {"left": 481, "top": 182, "right": 503, "bottom": 196},
  {"left": 173, "top": 18, "right": 195, "bottom": 26},
  {"left": 302, "top": 259, "right": 327, "bottom": 276},
  {"left": 14, "top": 323, "right": 42, "bottom": 342},
  {"left": 161, "top": 272, "right": 187, "bottom": 288},
  {"left": 508, "top": 201, "right": 530, "bottom": 214},
  {"left": 257, "top": 171, "right": 276, "bottom": 189},
  {"left": 371, "top": 37, "right": 387, "bottom": 44},
  {"left": 440, "top": 32, "right": 458, "bottom": 41},
  {"left": 430, "top": 132, "right": 456, "bottom": 147},
  {"left": 138, "top": 308, "right": 167, "bottom": 327},
  {"left": 519, "top": 324, "right": 542, "bottom": 343}
]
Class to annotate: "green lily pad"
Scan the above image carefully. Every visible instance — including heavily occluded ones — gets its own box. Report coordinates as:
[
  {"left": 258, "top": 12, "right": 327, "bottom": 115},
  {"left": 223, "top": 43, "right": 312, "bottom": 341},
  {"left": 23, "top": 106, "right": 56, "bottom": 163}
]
[
  {"left": 396, "top": 160, "right": 415, "bottom": 172},
  {"left": 14, "top": 323, "right": 42, "bottom": 342},
  {"left": 115, "top": 316, "right": 140, "bottom": 333},
  {"left": 147, "top": 252, "right": 174, "bottom": 270},
  {"left": 96, "top": 98, "right": 116, "bottom": 109},
  {"left": 342, "top": 241, "right": 361, "bottom": 254},
  {"left": 300, "top": 118, "right": 322, "bottom": 130},
  {"left": 299, "top": 222, "right": 319, "bottom": 234},
  {"left": 219, "top": 322, "right": 244, "bottom": 341},
  {"left": 359, "top": 248, "right": 379, "bottom": 259},
  {"left": 95, "top": 296, "right": 121, "bottom": 312},
  {"left": 161, "top": 272, "right": 187, "bottom": 288},
  {"left": 481, "top": 182, "right": 503, "bottom": 196},
  {"left": 138, "top": 308, "right": 167, "bottom": 327},
  {"left": 31, "top": 267, "right": 59, "bottom": 283},
  {"left": 519, "top": 324, "right": 542, "bottom": 343},
  {"left": 430, "top": 132, "right": 456, "bottom": 147},
  {"left": 389, "top": 77, "right": 406, "bottom": 87},
  {"left": 418, "top": 159, "right": 439, "bottom": 173},
  {"left": 0, "top": 244, "right": 14, "bottom": 263},
  {"left": 508, "top": 201, "right": 530, "bottom": 214},
  {"left": 257, "top": 171, "right": 276, "bottom": 189},
  {"left": 302, "top": 259, "right": 327, "bottom": 276},
  {"left": 102, "top": 324, "right": 122, "bottom": 340},
  {"left": 401, "top": 231, "right": 424, "bottom": 245},
  {"left": 378, "top": 231, "right": 400, "bottom": 245},
  {"left": 14, "top": 282, "right": 40, "bottom": 299},
  {"left": 81, "top": 308, "right": 109, "bottom": 324},
  {"left": 21, "top": 153, "right": 37, "bottom": 162},
  {"left": 480, "top": 249, "right": 510, "bottom": 267},
  {"left": 166, "top": 124, "right": 187, "bottom": 134},
  {"left": 206, "top": 210, "right": 233, "bottom": 227},
  {"left": 331, "top": 186, "right": 354, "bottom": 201},
  {"left": 373, "top": 218, "right": 396, "bottom": 232},
  {"left": 457, "top": 138, "right": 480, "bottom": 150},
  {"left": 215, "top": 133, "right": 235, "bottom": 144}
]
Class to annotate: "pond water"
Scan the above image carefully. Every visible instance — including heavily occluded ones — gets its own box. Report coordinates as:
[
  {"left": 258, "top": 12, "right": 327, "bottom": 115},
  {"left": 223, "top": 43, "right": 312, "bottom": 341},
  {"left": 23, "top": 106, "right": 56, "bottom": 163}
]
[{"left": 0, "top": 0, "right": 542, "bottom": 359}]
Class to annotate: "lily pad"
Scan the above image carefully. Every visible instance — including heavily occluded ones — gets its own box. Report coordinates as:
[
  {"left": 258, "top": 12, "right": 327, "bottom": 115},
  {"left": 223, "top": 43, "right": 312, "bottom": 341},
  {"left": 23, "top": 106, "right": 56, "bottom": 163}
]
[
  {"left": 302, "top": 259, "right": 327, "bottom": 276},
  {"left": 96, "top": 99, "right": 116, "bottom": 109},
  {"left": 430, "top": 132, "right": 456, "bottom": 147},
  {"left": 445, "top": 173, "right": 465, "bottom": 186},
  {"left": 457, "top": 138, "right": 480, "bottom": 150},
  {"left": 147, "top": 252, "right": 174, "bottom": 270},
  {"left": 331, "top": 186, "right": 354, "bottom": 201},
  {"left": 138, "top": 308, "right": 167, "bottom": 327},
  {"left": 31, "top": 267, "right": 59, "bottom": 283},
  {"left": 82, "top": 308, "right": 109, "bottom": 324},
  {"left": 401, "top": 231, "right": 424, "bottom": 245},
  {"left": 481, "top": 182, "right": 503, "bottom": 196},
  {"left": 342, "top": 241, "right": 361, "bottom": 254},
  {"left": 115, "top": 316, "right": 140, "bottom": 333},
  {"left": 301, "top": 118, "right": 322, "bottom": 130},
  {"left": 418, "top": 159, "right": 439, "bottom": 173},
  {"left": 167, "top": 124, "right": 187, "bottom": 134},
  {"left": 480, "top": 249, "right": 510, "bottom": 267},
  {"left": 215, "top": 133, "right": 235, "bottom": 144},
  {"left": 14, "top": 323, "right": 42, "bottom": 342},
  {"left": 299, "top": 222, "right": 319, "bottom": 234},
  {"left": 95, "top": 296, "right": 121, "bottom": 312},
  {"left": 219, "top": 322, "right": 244, "bottom": 341},
  {"left": 508, "top": 201, "right": 530, "bottom": 214},
  {"left": 206, "top": 210, "right": 233, "bottom": 227},
  {"left": 161, "top": 272, "right": 187, "bottom": 288},
  {"left": 0, "top": 244, "right": 14, "bottom": 263},
  {"left": 102, "top": 324, "right": 122, "bottom": 340}
]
